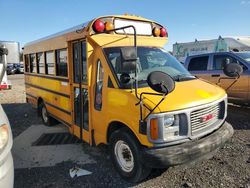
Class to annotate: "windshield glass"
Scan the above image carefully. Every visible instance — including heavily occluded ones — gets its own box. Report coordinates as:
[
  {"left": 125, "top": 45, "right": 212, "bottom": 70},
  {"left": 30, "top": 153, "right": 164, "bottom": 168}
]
[
  {"left": 237, "top": 52, "right": 250, "bottom": 63},
  {"left": 104, "top": 47, "right": 194, "bottom": 87}
]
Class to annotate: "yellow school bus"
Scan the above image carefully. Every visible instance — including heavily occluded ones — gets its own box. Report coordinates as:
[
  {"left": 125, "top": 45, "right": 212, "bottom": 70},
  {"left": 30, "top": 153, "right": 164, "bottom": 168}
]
[{"left": 23, "top": 14, "right": 234, "bottom": 182}]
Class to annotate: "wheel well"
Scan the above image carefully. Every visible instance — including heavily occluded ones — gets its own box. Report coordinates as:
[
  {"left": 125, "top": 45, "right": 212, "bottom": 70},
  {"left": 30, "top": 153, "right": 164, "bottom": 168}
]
[
  {"left": 107, "top": 121, "right": 139, "bottom": 144},
  {"left": 37, "top": 97, "right": 43, "bottom": 114}
]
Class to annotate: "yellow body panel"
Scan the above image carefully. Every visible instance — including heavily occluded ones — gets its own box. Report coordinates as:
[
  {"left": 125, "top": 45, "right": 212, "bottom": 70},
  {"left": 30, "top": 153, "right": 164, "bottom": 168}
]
[{"left": 92, "top": 80, "right": 226, "bottom": 147}]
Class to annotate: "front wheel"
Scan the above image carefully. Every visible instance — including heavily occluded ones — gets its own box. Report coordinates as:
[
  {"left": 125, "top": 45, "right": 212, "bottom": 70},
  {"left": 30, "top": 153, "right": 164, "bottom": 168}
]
[{"left": 110, "top": 128, "right": 151, "bottom": 183}]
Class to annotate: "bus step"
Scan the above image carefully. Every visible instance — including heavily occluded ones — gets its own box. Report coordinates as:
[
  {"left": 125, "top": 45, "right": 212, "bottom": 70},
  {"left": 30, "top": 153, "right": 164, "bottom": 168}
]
[{"left": 32, "top": 132, "right": 81, "bottom": 146}]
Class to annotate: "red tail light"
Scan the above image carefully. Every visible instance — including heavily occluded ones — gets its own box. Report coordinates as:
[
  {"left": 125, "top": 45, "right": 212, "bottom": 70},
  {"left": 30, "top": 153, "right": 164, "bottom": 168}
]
[
  {"left": 93, "top": 19, "right": 105, "bottom": 32},
  {"left": 160, "top": 27, "right": 168, "bottom": 37}
]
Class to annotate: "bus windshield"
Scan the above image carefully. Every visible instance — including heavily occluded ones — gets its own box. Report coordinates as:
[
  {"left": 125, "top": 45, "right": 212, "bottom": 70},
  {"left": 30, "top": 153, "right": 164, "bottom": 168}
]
[{"left": 104, "top": 47, "right": 195, "bottom": 87}]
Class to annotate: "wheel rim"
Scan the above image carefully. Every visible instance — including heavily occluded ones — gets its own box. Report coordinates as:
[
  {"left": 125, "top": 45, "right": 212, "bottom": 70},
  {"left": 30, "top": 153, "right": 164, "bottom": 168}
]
[
  {"left": 42, "top": 106, "right": 48, "bottom": 123},
  {"left": 114, "top": 140, "right": 134, "bottom": 173}
]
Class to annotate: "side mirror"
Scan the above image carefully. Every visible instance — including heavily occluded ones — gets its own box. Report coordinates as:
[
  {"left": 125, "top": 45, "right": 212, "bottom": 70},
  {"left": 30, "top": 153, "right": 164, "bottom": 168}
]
[
  {"left": 147, "top": 71, "right": 175, "bottom": 94},
  {"left": 120, "top": 73, "right": 131, "bottom": 84},
  {"left": 120, "top": 47, "right": 137, "bottom": 61},
  {"left": 223, "top": 63, "right": 243, "bottom": 78}
]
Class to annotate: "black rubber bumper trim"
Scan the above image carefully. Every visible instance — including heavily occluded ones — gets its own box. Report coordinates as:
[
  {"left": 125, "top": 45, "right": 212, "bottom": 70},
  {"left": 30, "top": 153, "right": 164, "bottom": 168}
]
[{"left": 141, "top": 122, "right": 234, "bottom": 168}]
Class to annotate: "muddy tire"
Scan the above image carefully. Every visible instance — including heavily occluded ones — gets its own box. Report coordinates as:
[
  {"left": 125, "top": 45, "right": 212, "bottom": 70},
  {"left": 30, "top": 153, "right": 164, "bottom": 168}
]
[{"left": 110, "top": 128, "right": 151, "bottom": 183}]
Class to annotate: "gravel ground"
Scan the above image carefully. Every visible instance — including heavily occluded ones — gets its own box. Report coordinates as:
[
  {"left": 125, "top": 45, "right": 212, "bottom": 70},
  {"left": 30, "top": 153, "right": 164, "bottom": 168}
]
[{"left": 1, "top": 74, "right": 250, "bottom": 188}]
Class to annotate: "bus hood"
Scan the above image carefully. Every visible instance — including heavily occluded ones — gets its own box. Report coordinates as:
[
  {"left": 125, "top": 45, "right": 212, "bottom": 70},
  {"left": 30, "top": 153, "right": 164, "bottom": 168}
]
[{"left": 137, "top": 79, "right": 226, "bottom": 113}]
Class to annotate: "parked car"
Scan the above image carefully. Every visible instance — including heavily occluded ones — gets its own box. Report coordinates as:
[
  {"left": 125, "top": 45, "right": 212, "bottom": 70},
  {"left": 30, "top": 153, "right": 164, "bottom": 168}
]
[
  {"left": 6, "top": 64, "right": 16, "bottom": 75},
  {"left": 184, "top": 51, "right": 250, "bottom": 104},
  {"left": 15, "top": 64, "right": 24, "bottom": 74}
]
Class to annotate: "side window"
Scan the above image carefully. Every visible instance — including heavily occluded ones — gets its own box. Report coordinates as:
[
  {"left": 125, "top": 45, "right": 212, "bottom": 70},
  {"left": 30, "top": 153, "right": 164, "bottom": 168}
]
[
  {"left": 73, "top": 42, "right": 87, "bottom": 83},
  {"left": 94, "top": 60, "right": 104, "bottom": 111},
  {"left": 45, "top": 51, "right": 55, "bottom": 75},
  {"left": 188, "top": 56, "right": 209, "bottom": 71},
  {"left": 213, "top": 55, "right": 247, "bottom": 70},
  {"left": 56, "top": 49, "right": 68, "bottom": 77},
  {"left": 24, "top": 55, "right": 30, "bottom": 72},
  {"left": 29, "top": 54, "right": 36, "bottom": 73},
  {"left": 37, "top": 52, "right": 45, "bottom": 74},
  {"left": 82, "top": 42, "right": 87, "bottom": 83}
]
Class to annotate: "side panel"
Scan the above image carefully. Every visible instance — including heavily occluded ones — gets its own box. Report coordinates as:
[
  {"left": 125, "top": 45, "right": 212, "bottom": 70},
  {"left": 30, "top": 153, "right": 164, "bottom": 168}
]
[{"left": 25, "top": 74, "right": 72, "bottom": 125}]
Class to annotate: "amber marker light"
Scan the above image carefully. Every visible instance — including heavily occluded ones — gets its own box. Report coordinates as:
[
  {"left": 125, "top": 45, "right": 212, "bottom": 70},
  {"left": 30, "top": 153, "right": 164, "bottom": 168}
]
[
  {"left": 150, "top": 118, "right": 159, "bottom": 140},
  {"left": 105, "top": 21, "right": 114, "bottom": 31},
  {"left": 153, "top": 27, "right": 160, "bottom": 37}
]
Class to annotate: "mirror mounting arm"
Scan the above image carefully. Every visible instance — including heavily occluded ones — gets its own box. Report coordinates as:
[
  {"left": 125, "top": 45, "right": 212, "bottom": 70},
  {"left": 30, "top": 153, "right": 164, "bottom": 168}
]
[
  {"left": 217, "top": 72, "right": 240, "bottom": 91},
  {"left": 136, "top": 92, "right": 167, "bottom": 122}
]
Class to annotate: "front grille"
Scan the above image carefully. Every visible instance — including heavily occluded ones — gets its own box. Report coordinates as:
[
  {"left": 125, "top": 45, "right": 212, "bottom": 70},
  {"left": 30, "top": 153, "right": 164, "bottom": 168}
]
[{"left": 190, "top": 103, "right": 221, "bottom": 133}]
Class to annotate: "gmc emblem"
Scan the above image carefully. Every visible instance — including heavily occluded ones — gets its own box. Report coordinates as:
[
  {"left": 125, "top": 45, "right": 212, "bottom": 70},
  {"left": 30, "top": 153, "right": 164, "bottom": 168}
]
[{"left": 200, "top": 114, "right": 214, "bottom": 123}]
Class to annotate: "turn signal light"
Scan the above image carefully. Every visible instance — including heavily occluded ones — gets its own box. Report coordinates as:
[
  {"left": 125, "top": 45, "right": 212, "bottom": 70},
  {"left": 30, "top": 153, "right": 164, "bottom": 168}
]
[
  {"left": 105, "top": 21, "right": 114, "bottom": 31},
  {"left": 153, "top": 27, "right": 160, "bottom": 37},
  {"left": 150, "top": 118, "right": 159, "bottom": 140}
]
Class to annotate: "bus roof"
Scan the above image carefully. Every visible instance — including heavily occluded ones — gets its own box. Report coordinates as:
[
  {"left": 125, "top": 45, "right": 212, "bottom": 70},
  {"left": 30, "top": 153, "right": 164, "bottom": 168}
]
[{"left": 24, "top": 15, "right": 160, "bottom": 47}]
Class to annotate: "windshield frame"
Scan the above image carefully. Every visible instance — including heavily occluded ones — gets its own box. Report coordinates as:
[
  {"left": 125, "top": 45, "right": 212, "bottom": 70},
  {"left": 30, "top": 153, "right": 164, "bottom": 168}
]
[{"left": 103, "top": 46, "right": 195, "bottom": 89}]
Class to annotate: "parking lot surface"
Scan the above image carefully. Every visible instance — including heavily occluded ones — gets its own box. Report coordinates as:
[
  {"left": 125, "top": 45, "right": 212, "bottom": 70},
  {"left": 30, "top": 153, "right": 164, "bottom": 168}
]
[{"left": 1, "top": 74, "right": 250, "bottom": 188}]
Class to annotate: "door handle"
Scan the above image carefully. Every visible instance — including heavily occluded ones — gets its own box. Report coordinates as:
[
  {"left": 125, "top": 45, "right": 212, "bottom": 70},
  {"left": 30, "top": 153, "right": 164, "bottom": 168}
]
[{"left": 211, "top": 74, "right": 220, "bottom": 77}]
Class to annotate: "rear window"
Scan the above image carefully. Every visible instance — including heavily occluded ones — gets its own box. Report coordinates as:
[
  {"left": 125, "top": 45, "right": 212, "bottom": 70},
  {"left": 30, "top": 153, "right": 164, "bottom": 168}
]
[{"left": 188, "top": 56, "right": 209, "bottom": 71}]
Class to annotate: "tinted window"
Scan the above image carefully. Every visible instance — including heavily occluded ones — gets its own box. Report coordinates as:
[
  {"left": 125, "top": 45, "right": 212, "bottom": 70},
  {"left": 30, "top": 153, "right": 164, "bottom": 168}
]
[
  {"left": 45, "top": 51, "right": 54, "bottom": 75},
  {"left": 30, "top": 54, "right": 36, "bottom": 73},
  {"left": 213, "top": 55, "right": 246, "bottom": 70},
  {"left": 188, "top": 56, "right": 209, "bottom": 71},
  {"left": 37, "top": 52, "right": 45, "bottom": 74},
  {"left": 56, "top": 49, "right": 68, "bottom": 77}
]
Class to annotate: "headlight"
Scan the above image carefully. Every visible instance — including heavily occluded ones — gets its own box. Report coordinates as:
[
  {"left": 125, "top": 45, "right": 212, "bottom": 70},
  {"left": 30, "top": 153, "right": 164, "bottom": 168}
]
[
  {"left": 163, "top": 115, "right": 180, "bottom": 141},
  {"left": 163, "top": 115, "right": 175, "bottom": 127},
  {"left": 0, "top": 124, "right": 9, "bottom": 154}
]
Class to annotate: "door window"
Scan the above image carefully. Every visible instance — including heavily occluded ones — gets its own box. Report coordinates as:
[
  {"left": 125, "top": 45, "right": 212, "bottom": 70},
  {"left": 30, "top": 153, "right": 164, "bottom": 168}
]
[
  {"left": 188, "top": 56, "right": 209, "bottom": 71},
  {"left": 74, "top": 88, "right": 89, "bottom": 130},
  {"left": 213, "top": 55, "right": 246, "bottom": 70},
  {"left": 94, "top": 60, "right": 104, "bottom": 111},
  {"left": 73, "top": 42, "right": 87, "bottom": 83}
]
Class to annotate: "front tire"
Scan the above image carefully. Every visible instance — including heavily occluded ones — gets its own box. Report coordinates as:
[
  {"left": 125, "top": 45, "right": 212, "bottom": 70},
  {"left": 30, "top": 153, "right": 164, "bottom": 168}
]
[
  {"left": 39, "top": 102, "right": 57, "bottom": 126},
  {"left": 110, "top": 128, "right": 151, "bottom": 183}
]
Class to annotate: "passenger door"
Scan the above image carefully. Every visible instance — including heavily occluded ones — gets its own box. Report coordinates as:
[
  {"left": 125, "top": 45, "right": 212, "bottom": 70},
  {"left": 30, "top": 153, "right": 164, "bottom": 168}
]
[
  {"left": 187, "top": 55, "right": 211, "bottom": 82},
  {"left": 210, "top": 54, "right": 249, "bottom": 101},
  {"left": 72, "top": 40, "right": 90, "bottom": 142}
]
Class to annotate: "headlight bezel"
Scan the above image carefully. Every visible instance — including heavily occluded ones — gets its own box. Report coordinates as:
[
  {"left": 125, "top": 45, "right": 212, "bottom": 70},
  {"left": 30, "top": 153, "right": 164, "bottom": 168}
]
[{"left": 147, "top": 112, "right": 189, "bottom": 144}]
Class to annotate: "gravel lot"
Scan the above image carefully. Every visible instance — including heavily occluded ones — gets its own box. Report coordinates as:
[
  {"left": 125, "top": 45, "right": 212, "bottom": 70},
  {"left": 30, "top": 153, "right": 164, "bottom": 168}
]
[{"left": 1, "top": 74, "right": 250, "bottom": 188}]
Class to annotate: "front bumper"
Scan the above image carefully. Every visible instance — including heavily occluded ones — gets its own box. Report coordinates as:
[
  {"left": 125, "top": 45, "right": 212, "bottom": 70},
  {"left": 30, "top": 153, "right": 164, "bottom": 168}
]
[
  {"left": 141, "top": 121, "right": 234, "bottom": 168},
  {"left": 0, "top": 152, "right": 14, "bottom": 188}
]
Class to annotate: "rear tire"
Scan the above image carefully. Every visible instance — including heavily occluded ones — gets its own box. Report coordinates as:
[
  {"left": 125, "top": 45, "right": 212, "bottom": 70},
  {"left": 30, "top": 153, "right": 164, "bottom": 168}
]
[
  {"left": 39, "top": 102, "right": 57, "bottom": 126},
  {"left": 110, "top": 128, "right": 151, "bottom": 183}
]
